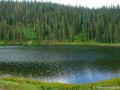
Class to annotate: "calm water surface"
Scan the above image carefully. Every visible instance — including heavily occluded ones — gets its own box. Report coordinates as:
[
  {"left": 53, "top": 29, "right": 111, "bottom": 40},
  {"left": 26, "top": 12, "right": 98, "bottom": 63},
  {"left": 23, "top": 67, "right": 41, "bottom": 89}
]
[{"left": 0, "top": 46, "right": 120, "bottom": 84}]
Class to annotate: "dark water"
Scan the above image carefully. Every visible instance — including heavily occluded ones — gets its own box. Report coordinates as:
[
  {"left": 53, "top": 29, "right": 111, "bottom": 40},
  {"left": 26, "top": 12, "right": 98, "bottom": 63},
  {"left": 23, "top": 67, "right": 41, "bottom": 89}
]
[{"left": 0, "top": 46, "right": 120, "bottom": 84}]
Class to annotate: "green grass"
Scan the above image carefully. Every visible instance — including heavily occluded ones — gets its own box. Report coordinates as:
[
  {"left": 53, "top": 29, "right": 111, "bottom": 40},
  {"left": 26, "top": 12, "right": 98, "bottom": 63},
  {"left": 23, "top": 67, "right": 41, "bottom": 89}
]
[
  {"left": 0, "top": 40, "right": 120, "bottom": 47},
  {"left": 0, "top": 77, "right": 120, "bottom": 90}
]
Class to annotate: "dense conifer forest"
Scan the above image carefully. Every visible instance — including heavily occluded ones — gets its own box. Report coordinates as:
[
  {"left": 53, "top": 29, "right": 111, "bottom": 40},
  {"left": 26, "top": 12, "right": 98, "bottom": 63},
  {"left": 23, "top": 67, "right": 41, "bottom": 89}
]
[{"left": 0, "top": 1, "right": 120, "bottom": 45}]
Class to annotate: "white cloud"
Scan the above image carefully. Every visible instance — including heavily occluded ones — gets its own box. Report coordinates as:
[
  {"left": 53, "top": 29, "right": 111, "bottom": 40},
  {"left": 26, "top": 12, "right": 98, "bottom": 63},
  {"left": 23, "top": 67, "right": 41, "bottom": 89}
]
[
  {"left": 41, "top": 0, "right": 120, "bottom": 8},
  {"left": 10, "top": 0, "right": 120, "bottom": 8}
]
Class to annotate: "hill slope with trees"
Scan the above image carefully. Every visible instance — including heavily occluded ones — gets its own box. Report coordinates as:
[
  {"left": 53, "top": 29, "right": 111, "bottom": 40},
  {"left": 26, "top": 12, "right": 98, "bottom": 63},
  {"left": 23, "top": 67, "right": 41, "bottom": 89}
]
[{"left": 0, "top": 1, "right": 120, "bottom": 45}]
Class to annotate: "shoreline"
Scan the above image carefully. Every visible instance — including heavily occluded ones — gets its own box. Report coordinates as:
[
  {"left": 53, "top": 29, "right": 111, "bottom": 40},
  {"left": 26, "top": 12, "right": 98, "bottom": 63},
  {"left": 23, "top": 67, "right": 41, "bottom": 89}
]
[
  {"left": 0, "top": 43, "right": 120, "bottom": 47},
  {"left": 0, "top": 77, "right": 120, "bottom": 90}
]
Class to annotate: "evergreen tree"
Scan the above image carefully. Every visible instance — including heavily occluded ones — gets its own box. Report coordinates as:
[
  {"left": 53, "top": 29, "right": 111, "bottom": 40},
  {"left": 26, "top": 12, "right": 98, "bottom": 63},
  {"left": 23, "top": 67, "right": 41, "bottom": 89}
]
[{"left": 0, "top": 1, "right": 120, "bottom": 44}]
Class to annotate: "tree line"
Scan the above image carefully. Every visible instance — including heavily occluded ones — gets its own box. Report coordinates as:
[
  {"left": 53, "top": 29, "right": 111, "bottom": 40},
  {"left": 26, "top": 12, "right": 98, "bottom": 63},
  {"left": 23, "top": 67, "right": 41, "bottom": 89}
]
[{"left": 0, "top": 0, "right": 120, "bottom": 44}]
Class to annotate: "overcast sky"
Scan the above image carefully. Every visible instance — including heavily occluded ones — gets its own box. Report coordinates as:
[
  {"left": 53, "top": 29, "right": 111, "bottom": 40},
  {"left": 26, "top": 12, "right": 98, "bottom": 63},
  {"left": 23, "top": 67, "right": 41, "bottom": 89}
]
[
  {"left": 13, "top": 0, "right": 120, "bottom": 8},
  {"left": 41, "top": 0, "right": 120, "bottom": 8}
]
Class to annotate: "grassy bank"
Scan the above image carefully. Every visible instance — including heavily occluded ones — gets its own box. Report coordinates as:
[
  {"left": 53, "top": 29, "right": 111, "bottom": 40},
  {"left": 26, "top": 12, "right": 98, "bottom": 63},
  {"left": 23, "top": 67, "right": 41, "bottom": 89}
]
[
  {"left": 0, "top": 40, "right": 120, "bottom": 47},
  {"left": 52, "top": 41, "right": 120, "bottom": 47},
  {"left": 0, "top": 77, "right": 120, "bottom": 90}
]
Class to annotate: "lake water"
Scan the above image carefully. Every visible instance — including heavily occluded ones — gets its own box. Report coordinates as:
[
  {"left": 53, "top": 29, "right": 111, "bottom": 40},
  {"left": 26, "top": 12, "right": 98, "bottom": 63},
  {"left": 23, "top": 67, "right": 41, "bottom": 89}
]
[{"left": 0, "top": 46, "right": 120, "bottom": 84}]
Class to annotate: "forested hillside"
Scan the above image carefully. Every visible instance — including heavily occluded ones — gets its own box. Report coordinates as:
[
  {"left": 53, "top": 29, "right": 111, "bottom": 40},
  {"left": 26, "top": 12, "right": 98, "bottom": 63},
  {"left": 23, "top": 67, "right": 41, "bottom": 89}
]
[{"left": 0, "top": 1, "right": 120, "bottom": 45}]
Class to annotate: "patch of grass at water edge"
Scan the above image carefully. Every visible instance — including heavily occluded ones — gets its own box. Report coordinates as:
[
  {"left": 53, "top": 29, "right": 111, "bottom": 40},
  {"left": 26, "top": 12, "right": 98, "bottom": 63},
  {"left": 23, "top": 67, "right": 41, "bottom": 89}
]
[{"left": 0, "top": 77, "right": 120, "bottom": 90}]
